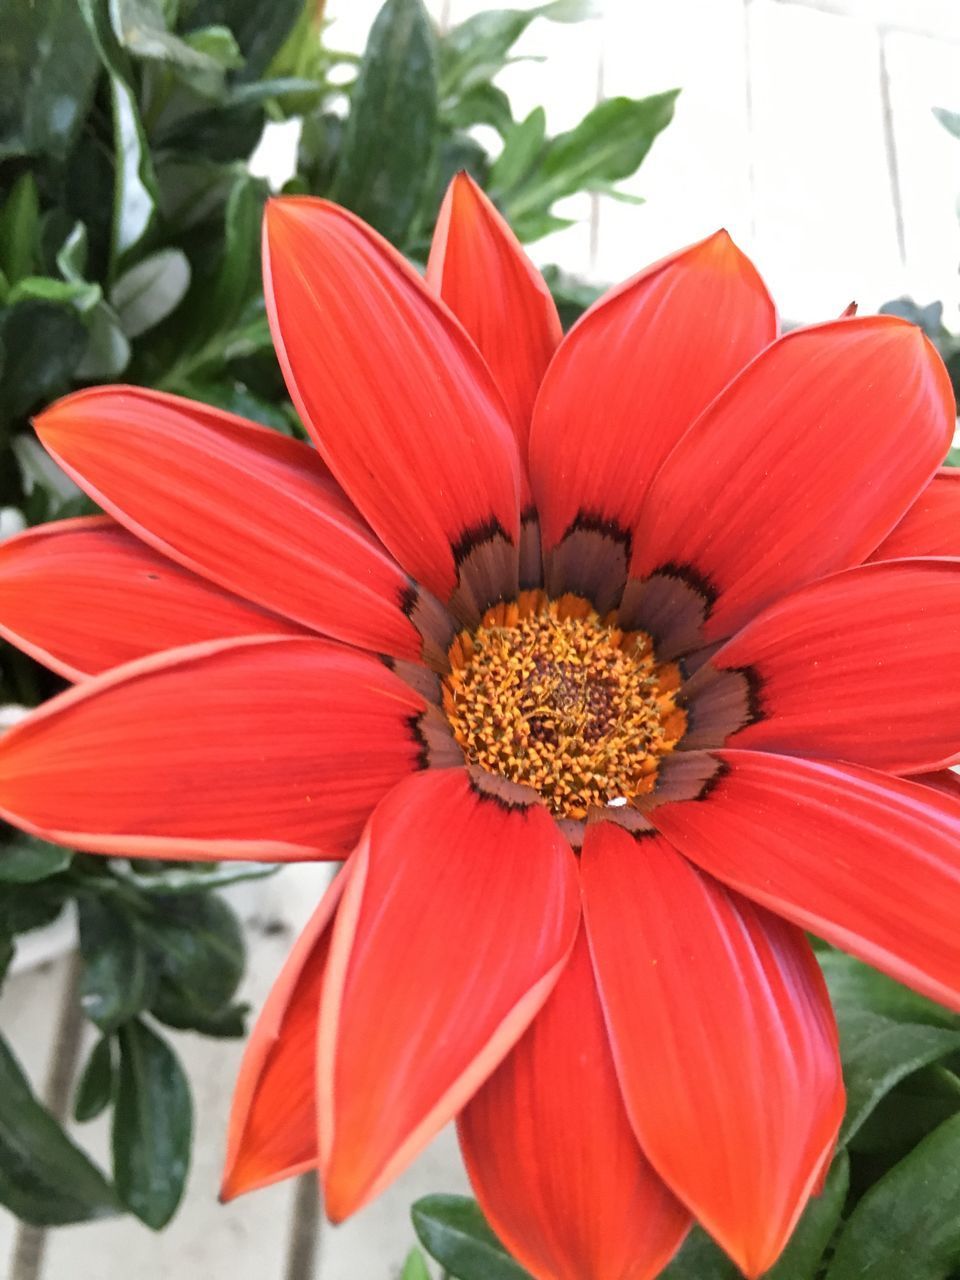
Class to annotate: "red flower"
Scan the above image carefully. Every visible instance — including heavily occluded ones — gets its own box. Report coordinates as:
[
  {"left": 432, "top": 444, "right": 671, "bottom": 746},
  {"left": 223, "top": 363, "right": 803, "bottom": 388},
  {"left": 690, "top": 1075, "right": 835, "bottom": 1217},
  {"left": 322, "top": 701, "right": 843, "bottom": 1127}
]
[{"left": 1, "top": 173, "right": 959, "bottom": 1279}]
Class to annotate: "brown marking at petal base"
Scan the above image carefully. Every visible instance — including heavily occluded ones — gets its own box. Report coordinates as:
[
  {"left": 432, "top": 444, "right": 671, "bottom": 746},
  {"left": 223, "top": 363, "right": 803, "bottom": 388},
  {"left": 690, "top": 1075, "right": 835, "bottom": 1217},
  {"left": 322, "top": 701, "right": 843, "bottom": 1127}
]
[
  {"left": 632, "top": 750, "right": 726, "bottom": 810},
  {"left": 618, "top": 563, "right": 717, "bottom": 661},
  {"left": 449, "top": 518, "right": 520, "bottom": 627},
  {"left": 410, "top": 705, "right": 464, "bottom": 770},
  {"left": 680, "top": 664, "right": 763, "bottom": 750},
  {"left": 519, "top": 506, "right": 543, "bottom": 591},
  {"left": 399, "top": 580, "right": 459, "bottom": 672},
  {"left": 467, "top": 765, "right": 543, "bottom": 811},
  {"left": 546, "top": 512, "right": 631, "bottom": 614},
  {"left": 387, "top": 658, "right": 443, "bottom": 705}
]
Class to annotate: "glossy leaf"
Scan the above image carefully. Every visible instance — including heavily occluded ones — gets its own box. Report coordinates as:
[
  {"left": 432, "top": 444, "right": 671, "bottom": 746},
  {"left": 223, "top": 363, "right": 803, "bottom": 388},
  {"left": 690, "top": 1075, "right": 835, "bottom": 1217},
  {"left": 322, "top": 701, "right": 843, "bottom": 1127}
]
[
  {"left": 488, "top": 108, "right": 546, "bottom": 196},
  {"left": 826, "top": 1113, "right": 960, "bottom": 1279},
  {"left": 78, "top": 898, "right": 151, "bottom": 1033},
  {"left": 412, "top": 1195, "right": 533, "bottom": 1280},
  {"left": 113, "top": 0, "right": 226, "bottom": 70},
  {"left": 836, "top": 1008, "right": 960, "bottom": 1145},
  {"left": 142, "top": 893, "right": 245, "bottom": 1034},
  {"left": 333, "top": 0, "right": 438, "bottom": 246},
  {"left": 113, "top": 1019, "right": 192, "bottom": 1229},
  {"left": 502, "top": 91, "right": 679, "bottom": 225},
  {"left": 0, "top": 1032, "right": 118, "bottom": 1225},
  {"left": 188, "top": 0, "right": 304, "bottom": 79},
  {"left": 0, "top": 833, "right": 72, "bottom": 884},
  {"left": 74, "top": 1036, "right": 116, "bottom": 1123},
  {"left": 821, "top": 950, "right": 959, "bottom": 1031},
  {"left": 110, "top": 249, "right": 191, "bottom": 338},
  {"left": 438, "top": 1, "right": 590, "bottom": 99},
  {"left": 0, "top": 0, "right": 99, "bottom": 160},
  {"left": 0, "top": 300, "right": 86, "bottom": 420}
]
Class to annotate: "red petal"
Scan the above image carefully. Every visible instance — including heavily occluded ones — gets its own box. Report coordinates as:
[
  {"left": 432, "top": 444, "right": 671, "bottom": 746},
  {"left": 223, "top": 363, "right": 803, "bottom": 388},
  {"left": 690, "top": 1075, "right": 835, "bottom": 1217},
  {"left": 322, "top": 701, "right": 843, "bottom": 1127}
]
[
  {"left": 222, "top": 868, "right": 347, "bottom": 1199},
  {"left": 530, "top": 232, "right": 776, "bottom": 580},
  {"left": 33, "top": 387, "right": 427, "bottom": 661},
  {"left": 692, "top": 559, "right": 960, "bottom": 773},
  {"left": 651, "top": 749, "right": 960, "bottom": 1012},
  {"left": 317, "top": 770, "right": 579, "bottom": 1220},
  {"left": 264, "top": 198, "right": 522, "bottom": 613},
  {"left": 0, "top": 637, "right": 425, "bottom": 860},
  {"left": 914, "top": 769, "right": 960, "bottom": 801},
  {"left": 0, "top": 516, "right": 304, "bottom": 680},
  {"left": 459, "top": 926, "right": 690, "bottom": 1280},
  {"left": 631, "top": 318, "right": 954, "bottom": 648},
  {"left": 582, "top": 825, "right": 843, "bottom": 1277},
  {"left": 870, "top": 468, "right": 960, "bottom": 560},
  {"left": 426, "top": 172, "right": 561, "bottom": 465}
]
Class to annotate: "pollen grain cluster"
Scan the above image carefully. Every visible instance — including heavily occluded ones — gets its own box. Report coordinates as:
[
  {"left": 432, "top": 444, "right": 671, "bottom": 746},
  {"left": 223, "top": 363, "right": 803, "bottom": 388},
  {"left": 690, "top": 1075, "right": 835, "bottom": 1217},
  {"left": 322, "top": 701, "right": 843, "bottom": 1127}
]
[{"left": 443, "top": 591, "right": 686, "bottom": 820}]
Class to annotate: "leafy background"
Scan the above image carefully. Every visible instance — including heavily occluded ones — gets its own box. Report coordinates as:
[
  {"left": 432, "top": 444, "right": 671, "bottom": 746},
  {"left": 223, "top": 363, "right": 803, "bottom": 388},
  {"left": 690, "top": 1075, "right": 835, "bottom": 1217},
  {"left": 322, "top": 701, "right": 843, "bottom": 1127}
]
[{"left": 3, "top": 0, "right": 960, "bottom": 1276}]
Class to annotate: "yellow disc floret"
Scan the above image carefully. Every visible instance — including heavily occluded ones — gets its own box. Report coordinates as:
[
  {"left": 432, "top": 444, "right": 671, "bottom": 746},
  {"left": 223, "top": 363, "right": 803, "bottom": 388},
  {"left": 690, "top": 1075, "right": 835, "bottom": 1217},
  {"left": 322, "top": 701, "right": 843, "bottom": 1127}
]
[{"left": 443, "top": 591, "right": 686, "bottom": 820}]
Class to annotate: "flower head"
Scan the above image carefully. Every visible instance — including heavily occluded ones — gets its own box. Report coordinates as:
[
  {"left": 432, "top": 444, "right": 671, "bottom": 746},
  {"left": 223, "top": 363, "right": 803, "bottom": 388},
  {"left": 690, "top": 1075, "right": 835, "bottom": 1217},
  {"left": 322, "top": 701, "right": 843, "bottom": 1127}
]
[{"left": 1, "top": 173, "right": 959, "bottom": 1279}]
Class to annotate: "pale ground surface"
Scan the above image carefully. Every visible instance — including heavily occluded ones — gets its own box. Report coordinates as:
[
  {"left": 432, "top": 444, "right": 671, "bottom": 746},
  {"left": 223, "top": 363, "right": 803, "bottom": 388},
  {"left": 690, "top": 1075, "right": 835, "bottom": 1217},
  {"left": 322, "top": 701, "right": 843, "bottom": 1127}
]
[{"left": 4, "top": 1, "right": 960, "bottom": 1276}]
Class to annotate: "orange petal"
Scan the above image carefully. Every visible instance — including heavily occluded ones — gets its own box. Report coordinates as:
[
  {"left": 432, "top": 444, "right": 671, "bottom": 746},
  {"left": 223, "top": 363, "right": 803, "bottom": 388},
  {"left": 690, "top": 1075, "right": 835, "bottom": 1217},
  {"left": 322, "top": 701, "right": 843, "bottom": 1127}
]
[
  {"left": 629, "top": 317, "right": 954, "bottom": 652},
  {"left": 427, "top": 172, "right": 561, "bottom": 466},
  {"left": 264, "top": 198, "right": 522, "bottom": 615},
  {"left": 651, "top": 749, "right": 960, "bottom": 1013},
  {"left": 870, "top": 468, "right": 960, "bottom": 560},
  {"left": 33, "top": 386, "right": 427, "bottom": 661},
  {"left": 0, "top": 637, "right": 425, "bottom": 860},
  {"left": 583, "top": 825, "right": 843, "bottom": 1277},
  {"left": 317, "top": 770, "right": 579, "bottom": 1220},
  {"left": 529, "top": 230, "right": 776, "bottom": 596},
  {"left": 222, "top": 868, "right": 349, "bottom": 1200},
  {"left": 690, "top": 558, "right": 960, "bottom": 773},
  {"left": 459, "top": 925, "right": 690, "bottom": 1280},
  {"left": 0, "top": 516, "right": 304, "bottom": 680}
]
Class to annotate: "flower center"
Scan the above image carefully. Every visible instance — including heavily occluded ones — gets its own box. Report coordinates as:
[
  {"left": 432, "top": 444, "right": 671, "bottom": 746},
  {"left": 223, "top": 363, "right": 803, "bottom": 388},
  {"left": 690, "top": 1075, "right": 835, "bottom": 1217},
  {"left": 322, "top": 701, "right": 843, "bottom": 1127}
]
[{"left": 443, "top": 591, "right": 686, "bottom": 820}]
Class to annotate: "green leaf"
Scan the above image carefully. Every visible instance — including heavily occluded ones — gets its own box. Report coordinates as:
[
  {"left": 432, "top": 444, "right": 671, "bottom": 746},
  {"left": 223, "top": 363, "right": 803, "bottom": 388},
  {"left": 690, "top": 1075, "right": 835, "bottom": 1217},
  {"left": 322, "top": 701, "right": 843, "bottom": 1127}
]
[
  {"left": 188, "top": 0, "right": 305, "bottom": 80},
  {"left": 12, "top": 435, "right": 85, "bottom": 516},
  {"left": 443, "top": 82, "right": 514, "bottom": 135},
  {"left": 850, "top": 1065, "right": 960, "bottom": 1157},
  {"left": 660, "top": 1228, "right": 738, "bottom": 1280},
  {"left": 0, "top": 834, "right": 72, "bottom": 884},
  {"left": 439, "top": 1, "right": 592, "bottom": 100},
  {"left": 837, "top": 1008, "right": 960, "bottom": 1145},
  {"left": 334, "top": 0, "right": 439, "bottom": 247},
  {"left": 503, "top": 90, "right": 679, "bottom": 223},
  {"left": 0, "top": 301, "right": 86, "bottom": 421},
  {"left": 193, "top": 174, "right": 265, "bottom": 339},
  {"left": 489, "top": 108, "right": 546, "bottom": 197},
  {"left": 0, "top": 173, "right": 40, "bottom": 285},
  {"left": 826, "top": 1112, "right": 960, "bottom": 1279},
  {"left": 56, "top": 223, "right": 90, "bottom": 284},
  {"left": 77, "top": 302, "right": 132, "bottom": 379},
  {"left": 113, "top": 1019, "right": 192, "bottom": 1229},
  {"left": 78, "top": 898, "right": 152, "bottom": 1033},
  {"left": 934, "top": 106, "right": 960, "bottom": 140},
  {"left": 0, "top": 937, "right": 13, "bottom": 988},
  {"left": 821, "top": 950, "right": 959, "bottom": 1030},
  {"left": 8, "top": 276, "right": 102, "bottom": 313},
  {"left": 0, "top": 1032, "right": 118, "bottom": 1225},
  {"left": 143, "top": 892, "right": 245, "bottom": 1032},
  {"left": 74, "top": 1036, "right": 116, "bottom": 1123},
  {"left": 183, "top": 26, "right": 244, "bottom": 71},
  {"left": 107, "top": 861, "right": 277, "bottom": 895},
  {"left": 766, "top": 1151, "right": 849, "bottom": 1279},
  {"left": 110, "top": 248, "right": 191, "bottom": 337},
  {"left": 400, "top": 1247, "right": 432, "bottom": 1280},
  {"left": 113, "top": 0, "right": 226, "bottom": 70},
  {"left": 179, "top": 379, "right": 292, "bottom": 431},
  {"left": 0, "top": 878, "right": 69, "bottom": 937},
  {"left": 412, "top": 1195, "right": 533, "bottom": 1280},
  {"left": 0, "top": 0, "right": 100, "bottom": 161}
]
